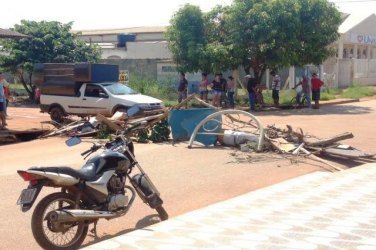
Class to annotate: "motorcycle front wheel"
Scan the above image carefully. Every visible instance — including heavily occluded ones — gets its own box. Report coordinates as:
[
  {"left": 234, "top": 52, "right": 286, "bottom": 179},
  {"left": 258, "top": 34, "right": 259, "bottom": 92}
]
[{"left": 31, "top": 192, "right": 88, "bottom": 250}]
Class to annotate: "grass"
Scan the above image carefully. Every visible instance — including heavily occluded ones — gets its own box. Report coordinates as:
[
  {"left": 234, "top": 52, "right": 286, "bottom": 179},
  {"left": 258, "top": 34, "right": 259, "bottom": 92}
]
[
  {"left": 340, "top": 84, "right": 376, "bottom": 99},
  {"left": 9, "top": 83, "right": 26, "bottom": 91}
]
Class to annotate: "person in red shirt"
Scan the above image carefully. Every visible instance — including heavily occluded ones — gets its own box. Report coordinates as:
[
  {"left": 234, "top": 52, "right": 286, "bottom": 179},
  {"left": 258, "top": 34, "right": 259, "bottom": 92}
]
[{"left": 311, "top": 73, "right": 324, "bottom": 109}]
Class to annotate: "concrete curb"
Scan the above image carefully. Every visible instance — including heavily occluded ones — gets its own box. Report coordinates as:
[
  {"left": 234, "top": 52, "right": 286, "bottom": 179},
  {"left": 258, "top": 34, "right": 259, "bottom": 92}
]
[{"left": 320, "top": 98, "right": 359, "bottom": 106}]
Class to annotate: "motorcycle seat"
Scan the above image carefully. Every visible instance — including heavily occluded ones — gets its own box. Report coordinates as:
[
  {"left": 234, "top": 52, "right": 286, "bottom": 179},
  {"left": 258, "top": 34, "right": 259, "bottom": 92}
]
[{"left": 30, "top": 163, "right": 98, "bottom": 181}]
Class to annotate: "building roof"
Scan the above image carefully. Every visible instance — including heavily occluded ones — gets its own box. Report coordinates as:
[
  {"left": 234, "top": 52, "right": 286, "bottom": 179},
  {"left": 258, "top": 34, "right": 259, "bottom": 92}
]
[
  {"left": 338, "top": 13, "right": 376, "bottom": 34},
  {"left": 76, "top": 26, "right": 167, "bottom": 36},
  {"left": 0, "top": 28, "right": 29, "bottom": 38}
]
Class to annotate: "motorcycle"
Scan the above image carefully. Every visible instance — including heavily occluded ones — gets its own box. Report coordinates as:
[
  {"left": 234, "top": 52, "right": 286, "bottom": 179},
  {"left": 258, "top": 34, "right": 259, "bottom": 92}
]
[{"left": 16, "top": 122, "right": 168, "bottom": 250}]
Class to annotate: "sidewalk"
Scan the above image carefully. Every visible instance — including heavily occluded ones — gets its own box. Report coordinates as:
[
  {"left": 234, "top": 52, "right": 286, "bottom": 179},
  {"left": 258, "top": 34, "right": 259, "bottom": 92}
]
[{"left": 84, "top": 163, "right": 376, "bottom": 250}]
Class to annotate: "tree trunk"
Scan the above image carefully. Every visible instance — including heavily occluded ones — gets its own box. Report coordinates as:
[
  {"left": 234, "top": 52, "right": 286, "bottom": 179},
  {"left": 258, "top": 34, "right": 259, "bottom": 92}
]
[{"left": 16, "top": 68, "right": 34, "bottom": 100}]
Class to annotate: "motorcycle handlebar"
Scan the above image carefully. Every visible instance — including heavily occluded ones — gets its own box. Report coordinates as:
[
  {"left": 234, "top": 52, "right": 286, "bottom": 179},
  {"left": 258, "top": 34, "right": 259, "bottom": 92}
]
[
  {"left": 81, "top": 144, "right": 102, "bottom": 156},
  {"left": 81, "top": 148, "right": 92, "bottom": 156}
]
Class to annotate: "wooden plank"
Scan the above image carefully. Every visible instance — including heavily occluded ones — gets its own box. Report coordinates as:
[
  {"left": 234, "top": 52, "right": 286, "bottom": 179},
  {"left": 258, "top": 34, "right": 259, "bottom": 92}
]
[
  {"left": 96, "top": 114, "right": 123, "bottom": 132},
  {"left": 322, "top": 147, "right": 375, "bottom": 159},
  {"left": 269, "top": 137, "right": 296, "bottom": 153},
  {"left": 305, "top": 132, "right": 354, "bottom": 147}
]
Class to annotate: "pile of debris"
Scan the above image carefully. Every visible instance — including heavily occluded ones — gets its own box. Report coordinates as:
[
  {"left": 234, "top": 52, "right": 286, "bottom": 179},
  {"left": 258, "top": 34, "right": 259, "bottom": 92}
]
[
  {"left": 255, "top": 125, "right": 374, "bottom": 171},
  {"left": 36, "top": 93, "right": 375, "bottom": 172},
  {"left": 41, "top": 107, "right": 169, "bottom": 141}
]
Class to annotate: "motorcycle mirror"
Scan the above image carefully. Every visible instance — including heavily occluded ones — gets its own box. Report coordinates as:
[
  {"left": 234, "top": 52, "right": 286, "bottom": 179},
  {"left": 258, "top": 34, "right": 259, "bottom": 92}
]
[{"left": 65, "top": 137, "right": 82, "bottom": 147}]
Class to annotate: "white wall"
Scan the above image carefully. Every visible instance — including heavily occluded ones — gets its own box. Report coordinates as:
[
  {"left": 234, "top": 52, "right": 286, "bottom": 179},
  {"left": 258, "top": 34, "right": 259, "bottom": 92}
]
[{"left": 126, "top": 42, "right": 171, "bottom": 59}]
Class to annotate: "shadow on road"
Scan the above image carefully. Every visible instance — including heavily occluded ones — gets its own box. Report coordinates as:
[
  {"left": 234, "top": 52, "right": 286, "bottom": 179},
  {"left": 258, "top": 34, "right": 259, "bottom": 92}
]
[
  {"left": 81, "top": 214, "right": 162, "bottom": 249},
  {"left": 256, "top": 104, "right": 373, "bottom": 117}
]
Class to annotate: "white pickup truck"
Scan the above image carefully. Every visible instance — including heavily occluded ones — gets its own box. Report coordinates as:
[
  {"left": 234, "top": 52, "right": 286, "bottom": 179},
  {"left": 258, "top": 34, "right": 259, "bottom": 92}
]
[{"left": 40, "top": 82, "right": 163, "bottom": 122}]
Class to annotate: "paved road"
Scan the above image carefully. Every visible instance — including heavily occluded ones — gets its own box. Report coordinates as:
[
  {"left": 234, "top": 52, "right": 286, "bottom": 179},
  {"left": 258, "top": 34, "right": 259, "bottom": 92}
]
[
  {"left": 0, "top": 99, "right": 375, "bottom": 249},
  {"left": 85, "top": 163, "right": 376, "bottom": 250}
]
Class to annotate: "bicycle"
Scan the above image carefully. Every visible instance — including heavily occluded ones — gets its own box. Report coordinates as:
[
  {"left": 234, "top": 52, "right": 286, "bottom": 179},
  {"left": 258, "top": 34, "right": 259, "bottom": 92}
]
[{"left": 290, "top": 92, "right": 309, "bottom": 108}]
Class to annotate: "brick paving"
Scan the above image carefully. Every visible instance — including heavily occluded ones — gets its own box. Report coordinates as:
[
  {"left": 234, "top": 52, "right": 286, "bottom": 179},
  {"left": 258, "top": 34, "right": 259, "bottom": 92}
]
[{"left": 84, "top": 163, "right": 376, "bottom": 250}]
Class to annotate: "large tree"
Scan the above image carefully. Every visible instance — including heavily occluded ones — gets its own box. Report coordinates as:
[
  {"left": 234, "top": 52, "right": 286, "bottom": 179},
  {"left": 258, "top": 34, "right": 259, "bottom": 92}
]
[
  {"left": 165, "top": 4, "right": 206, "bottom": 73},
  {"left": 0, "top": 20, "right": 101, "bottom": 98},
  {"left": 166, "top": 0, "right": 342, "bottom": 82}
]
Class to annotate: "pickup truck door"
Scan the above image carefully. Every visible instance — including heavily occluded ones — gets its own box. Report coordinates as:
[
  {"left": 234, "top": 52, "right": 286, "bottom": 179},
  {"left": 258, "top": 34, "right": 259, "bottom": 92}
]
[{"left": 79, "top": 84, "right": 111, "bottom": 115}]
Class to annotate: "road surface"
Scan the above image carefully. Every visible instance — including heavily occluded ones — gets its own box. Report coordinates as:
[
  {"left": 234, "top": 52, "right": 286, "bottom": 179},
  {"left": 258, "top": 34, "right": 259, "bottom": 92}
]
[{"left": 0, "top": 99, "right": 375, "bottom": 249}]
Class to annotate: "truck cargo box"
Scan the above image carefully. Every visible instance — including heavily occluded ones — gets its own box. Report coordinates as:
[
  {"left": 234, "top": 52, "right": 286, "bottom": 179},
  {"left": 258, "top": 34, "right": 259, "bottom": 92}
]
[
  {"left": 33, "top": 63, "right": 75, "bottom": 86},
  {"left": 74, "top": 63, "right": 119, "bottom": 82},
  {"left": 41, "top": 81, "right": 82, "bottom": 96},
  {"left": 33, "top": 63, "right": 119, "bottom": 96}
]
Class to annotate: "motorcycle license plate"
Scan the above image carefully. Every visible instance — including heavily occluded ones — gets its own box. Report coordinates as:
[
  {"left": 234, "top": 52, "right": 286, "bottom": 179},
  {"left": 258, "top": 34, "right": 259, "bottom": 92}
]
[{"left": 17, "top": 188, "right": 37, "bottom": 205}]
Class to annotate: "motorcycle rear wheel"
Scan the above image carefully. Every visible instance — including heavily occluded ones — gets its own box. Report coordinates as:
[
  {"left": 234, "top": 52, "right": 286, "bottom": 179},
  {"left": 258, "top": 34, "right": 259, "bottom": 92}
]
[{"left": 31, "top": 192, "right": 88, "bottom": 250}]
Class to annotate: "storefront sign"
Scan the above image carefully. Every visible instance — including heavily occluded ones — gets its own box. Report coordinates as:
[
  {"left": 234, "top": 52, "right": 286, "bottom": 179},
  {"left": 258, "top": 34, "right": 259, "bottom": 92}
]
[{"left": 351, "top": 33, "right": 376, "bottom": 45}]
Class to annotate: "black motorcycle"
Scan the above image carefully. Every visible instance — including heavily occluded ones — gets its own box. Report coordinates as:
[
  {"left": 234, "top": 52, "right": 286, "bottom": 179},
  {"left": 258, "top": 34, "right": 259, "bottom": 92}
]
[{"left": 17, "top": 122, "right": 168, "bottom": 250}]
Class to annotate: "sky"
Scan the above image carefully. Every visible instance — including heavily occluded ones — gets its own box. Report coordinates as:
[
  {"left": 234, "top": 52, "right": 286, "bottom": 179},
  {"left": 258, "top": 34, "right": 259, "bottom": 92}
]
[{"left": 2, "top": 0, "right": 376, "bottom": 31}]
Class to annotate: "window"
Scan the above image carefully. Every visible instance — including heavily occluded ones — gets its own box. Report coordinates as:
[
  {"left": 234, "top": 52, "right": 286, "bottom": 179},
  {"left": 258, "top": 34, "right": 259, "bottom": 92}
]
[{"left": 85, "top": 85, "right": 106, "bottom": 98}]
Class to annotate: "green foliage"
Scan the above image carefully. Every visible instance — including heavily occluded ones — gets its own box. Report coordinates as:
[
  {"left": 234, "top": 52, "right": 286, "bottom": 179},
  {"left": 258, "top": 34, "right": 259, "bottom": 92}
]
[
  {"left": 149, "top": 119, "right": 171, "bottom": 143},
  {"left": 127, "top": 74, "right": 176, "bottom": 101},
  {"left": 0, "top": 20, "right": 101, "bottom": 97},
  {"left": 340, "top": 85, "right": 376, "bottom": 99},
  {"left": 96, "top": 130, "right": 113, "bottom": 140},
  {"left": 166, "top": 4, "right": 206, "bottom": 73},
  {"left": 136, "top": 129, "right": 150, "bottom": 143},
  {"left": 166, "top": 0, "right": 342, "bottom": 81},
  {"left": 135, "top": 119, "right": 170, "bottom": 143}
]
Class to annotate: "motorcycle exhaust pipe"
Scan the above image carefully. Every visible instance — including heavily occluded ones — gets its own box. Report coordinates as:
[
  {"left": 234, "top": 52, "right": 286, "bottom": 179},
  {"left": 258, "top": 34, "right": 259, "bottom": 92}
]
[{"left": 48, "top": 209, "right": 116, "bottom": 223}]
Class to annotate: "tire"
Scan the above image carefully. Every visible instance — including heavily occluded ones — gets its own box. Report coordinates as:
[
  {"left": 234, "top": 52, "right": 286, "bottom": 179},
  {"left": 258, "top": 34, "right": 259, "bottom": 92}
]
[
  {"left": 301, "top": 96, "right": 308, "bottom": 107},
  {"left": 290, "top": 97, "right": 298, "bottom": 107},
  {"left": 156, "top": 206, "right": 168, "bottom": 221},
  {"left": 31, "top": 192, "right": 88, "bottom": 250},
  {"left": 50, "top": 106, "right": 65, "bottom": 123}
]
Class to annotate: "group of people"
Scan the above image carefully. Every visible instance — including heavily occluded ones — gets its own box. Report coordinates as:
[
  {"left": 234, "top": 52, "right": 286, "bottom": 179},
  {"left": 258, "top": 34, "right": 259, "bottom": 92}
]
[
  {"left": 178, "top": 72, "right": 236, "bottom": 108},
  {"left": 0, "top": 72, "right": 11, "bottom": 129},
  {"left": 178, "top": 71, "right": 324, "bottom": 111},
  {"left": 293, "top": 72, "right": 324, "bottom": 109}
]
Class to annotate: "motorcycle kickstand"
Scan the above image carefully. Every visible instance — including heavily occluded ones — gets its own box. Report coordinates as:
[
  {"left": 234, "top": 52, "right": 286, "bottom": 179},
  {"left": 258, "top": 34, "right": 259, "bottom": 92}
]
[{"left": 90, "top": 220, "right": 99, "bottom": 238}]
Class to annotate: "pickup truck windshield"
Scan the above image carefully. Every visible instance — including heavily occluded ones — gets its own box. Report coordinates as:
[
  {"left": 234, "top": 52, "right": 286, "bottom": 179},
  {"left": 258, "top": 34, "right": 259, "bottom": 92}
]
[{"left": 102, "top": 83, "right": 138, "bottom": 95}]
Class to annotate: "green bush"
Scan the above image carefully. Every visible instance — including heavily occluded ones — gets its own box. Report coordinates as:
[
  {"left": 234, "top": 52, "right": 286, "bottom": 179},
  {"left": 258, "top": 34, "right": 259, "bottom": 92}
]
[
  {"left": 340, "top": 84, "right": 376, "bottom": 99},
  {"left": 128, "top": 74, "right": 176, "bottom": 102}
]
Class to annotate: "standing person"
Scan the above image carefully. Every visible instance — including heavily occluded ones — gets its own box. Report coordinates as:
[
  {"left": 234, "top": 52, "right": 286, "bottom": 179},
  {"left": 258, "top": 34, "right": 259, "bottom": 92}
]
[
  {"left": 271, "top": 71, "right": 281, "bottom": 106},
  {"left": 199, "top": 73, "right": 209, "bottom": 102},
  {"left": 294, "top": 76, "right": 311, "bottom": 108},
  {"left": 0, "top": 73, "right": 7, "bottom": 129},
  {"left": 3, "top": 84, "right": 11, "bottom": 116},
  {"left": 227, "top": 76, "right": 236, "bottom": 109},
  {"left": 246, "top": 74, "right": 257, "bottom": 111},
  {"left": 311, "top": 73, "right": 324, "bottom": 109},
  {"left": 177, "top": 72, "right": 188, "bottom": 104},
  {"left": 211, "top": 73, "right": 223, "bottom": 107},
  {"left": 219, "top": 73, "right": 227, "bottom": 107}
]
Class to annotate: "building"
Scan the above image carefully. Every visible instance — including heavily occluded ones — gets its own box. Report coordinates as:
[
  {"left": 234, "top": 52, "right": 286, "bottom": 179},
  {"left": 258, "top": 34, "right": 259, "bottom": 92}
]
[
  {"left": 77, "top": 26, "right": 179, "bottom": 82},
  {"left": 77, "top": 13, "right": 376, "bottom": 88},
  {"left": 323, "top": 13, "right": 376, "bottom": 87}
]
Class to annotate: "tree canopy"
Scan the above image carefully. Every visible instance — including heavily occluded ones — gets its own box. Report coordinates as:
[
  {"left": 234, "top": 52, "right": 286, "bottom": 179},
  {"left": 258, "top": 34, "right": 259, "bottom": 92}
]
[
  {"left": 166, "top": 0, "right": 342, "bottom": 81},
  {"left": 0, "top": 20, "right": 101, "bottom": 97},
  {"left": 165, "top": 4, "right": 206, "bottom": 73}
]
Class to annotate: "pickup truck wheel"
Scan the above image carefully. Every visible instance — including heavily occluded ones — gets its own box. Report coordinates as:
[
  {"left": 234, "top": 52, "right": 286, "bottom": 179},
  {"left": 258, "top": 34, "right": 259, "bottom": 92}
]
[{"left": 50, "top": 106, "right": 65, "bottom": 123}]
